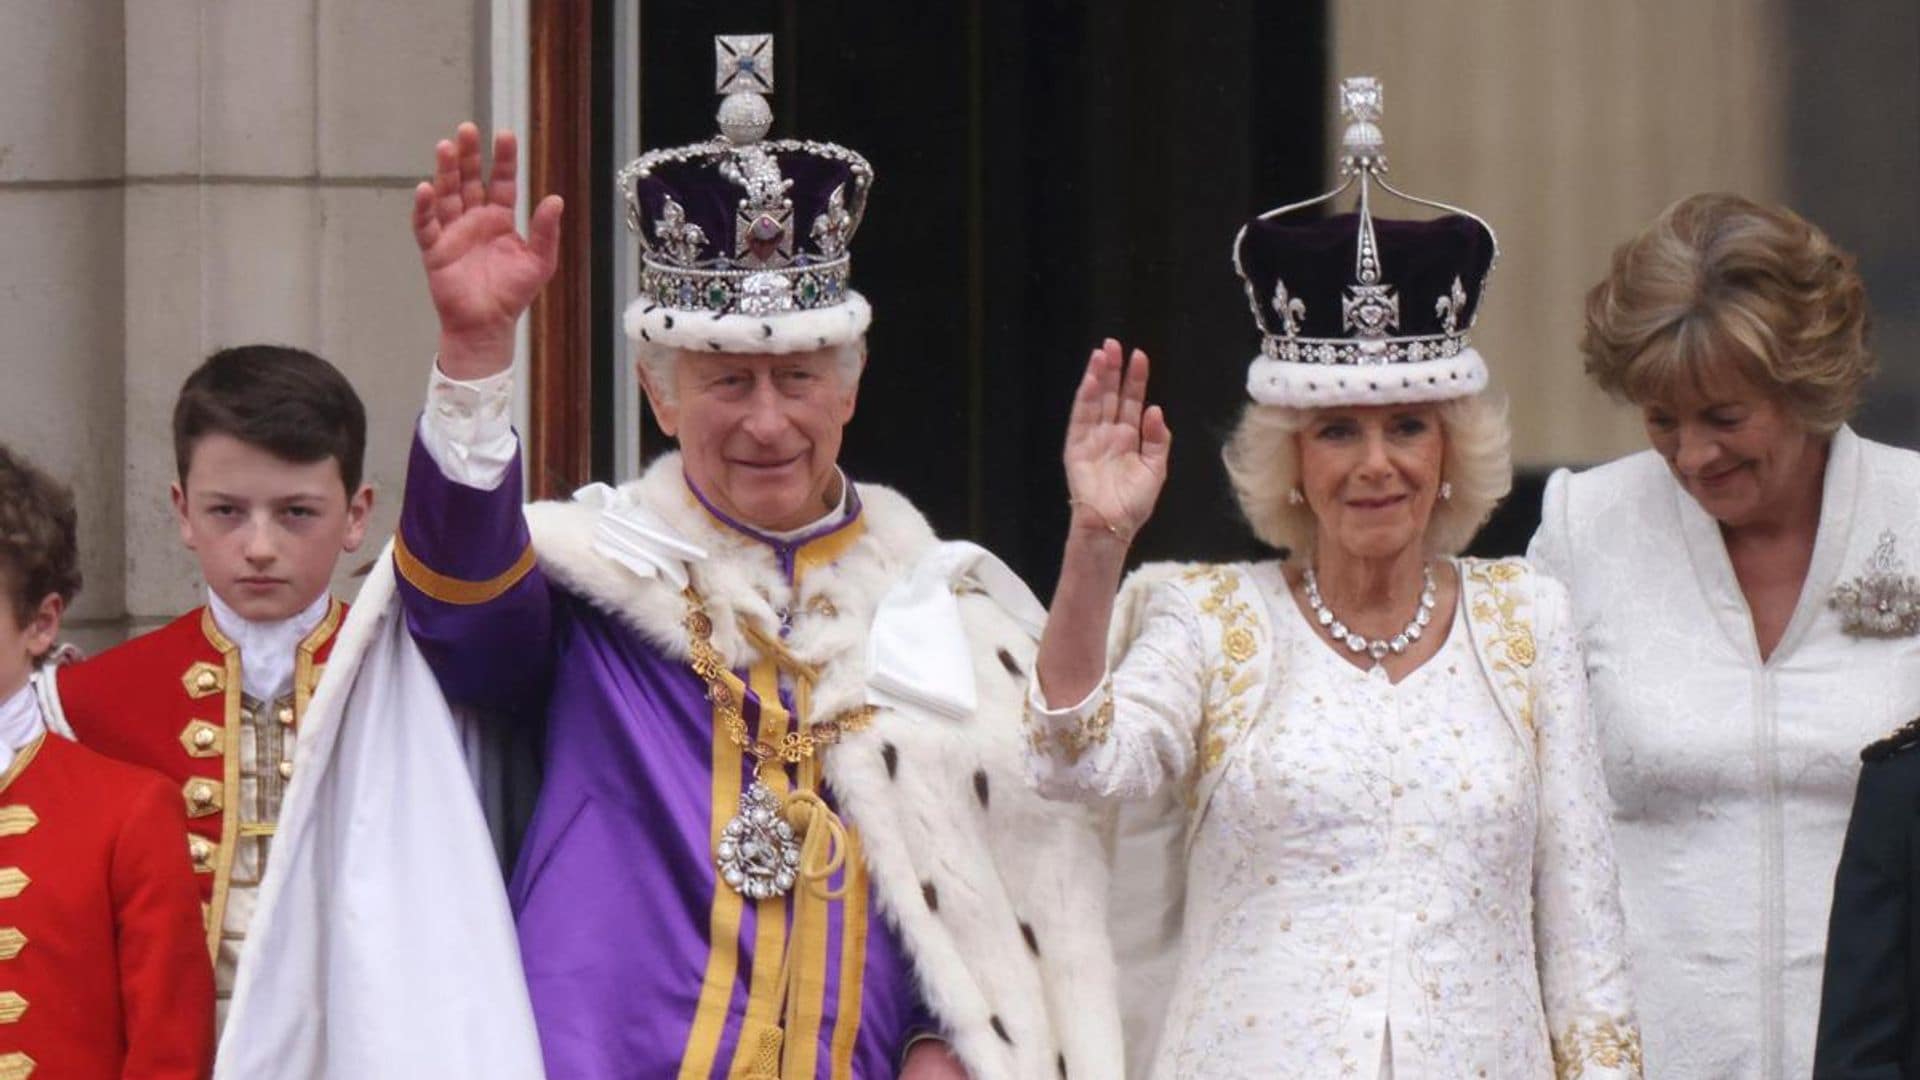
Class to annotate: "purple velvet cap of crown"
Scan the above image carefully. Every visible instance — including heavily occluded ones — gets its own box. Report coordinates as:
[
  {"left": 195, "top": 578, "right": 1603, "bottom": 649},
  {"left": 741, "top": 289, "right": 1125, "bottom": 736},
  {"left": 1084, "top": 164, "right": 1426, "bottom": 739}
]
[
  {"left": 1237, "top": 211, "right": 1495, "bottom": 344},
  {"left": 631, "top": 145, "right": 868, "bottom": 270}
]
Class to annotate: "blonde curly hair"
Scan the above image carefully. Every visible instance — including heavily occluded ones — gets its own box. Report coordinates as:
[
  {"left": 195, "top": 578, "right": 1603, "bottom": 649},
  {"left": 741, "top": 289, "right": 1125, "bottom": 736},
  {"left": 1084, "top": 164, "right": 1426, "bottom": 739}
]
[
  {"left": 1582, "top": 193, "right": 1873, "bottom": 433},
  {"left": 1223, "top": 392, "right": 1512, "bottom": 559}
]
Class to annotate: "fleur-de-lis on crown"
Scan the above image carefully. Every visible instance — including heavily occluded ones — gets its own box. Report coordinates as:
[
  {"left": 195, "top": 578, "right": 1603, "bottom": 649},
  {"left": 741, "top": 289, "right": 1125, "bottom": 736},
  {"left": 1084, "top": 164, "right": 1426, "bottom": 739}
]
[
  {"left": 811, "top": 184, "right": 853, "bottom": 257},
  {"left": 1271, "top": 279, "right": 1305, "bottom": 337},
  {"left": 1435, "top": 276, "right": 1468, "bottom": 335},
  {"left": 653, "top": 197, "right": 707, "bottom": 266}
]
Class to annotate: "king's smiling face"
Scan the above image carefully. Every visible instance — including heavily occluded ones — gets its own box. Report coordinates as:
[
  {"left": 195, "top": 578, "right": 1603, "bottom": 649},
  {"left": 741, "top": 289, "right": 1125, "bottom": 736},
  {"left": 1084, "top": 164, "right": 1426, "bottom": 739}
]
[{"left": 644, "top": 347, "right": 861, "bottom": 532}]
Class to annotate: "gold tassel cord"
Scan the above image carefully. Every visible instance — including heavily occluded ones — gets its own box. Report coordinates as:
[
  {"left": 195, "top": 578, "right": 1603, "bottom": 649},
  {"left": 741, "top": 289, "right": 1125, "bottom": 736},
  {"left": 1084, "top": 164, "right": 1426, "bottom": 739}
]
[{"left": 782, "top": 788, "right": 849, "bottom": 901}]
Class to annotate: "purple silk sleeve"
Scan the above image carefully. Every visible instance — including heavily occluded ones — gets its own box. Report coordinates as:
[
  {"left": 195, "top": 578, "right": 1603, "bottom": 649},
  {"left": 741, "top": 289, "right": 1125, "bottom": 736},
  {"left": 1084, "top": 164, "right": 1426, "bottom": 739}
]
[{"left": 396, "top": 428, "right": 555, "bottom": 710}]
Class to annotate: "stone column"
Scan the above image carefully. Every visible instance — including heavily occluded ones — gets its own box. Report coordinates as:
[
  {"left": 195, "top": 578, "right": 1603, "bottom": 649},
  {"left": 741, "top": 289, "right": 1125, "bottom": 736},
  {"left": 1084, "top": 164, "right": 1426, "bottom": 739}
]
[
  {"left": 0, "top": 4, "right": 129, "bottom": 653},
  {"left": 118, "top": 0, "right": 485, "bottom": 632}
]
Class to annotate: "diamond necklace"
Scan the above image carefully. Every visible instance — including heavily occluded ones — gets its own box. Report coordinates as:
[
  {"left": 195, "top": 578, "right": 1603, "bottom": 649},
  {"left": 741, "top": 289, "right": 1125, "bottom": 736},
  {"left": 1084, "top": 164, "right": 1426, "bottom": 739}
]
[{"left": 1303, "top": 563, "right": 1437, "bottom": 665}]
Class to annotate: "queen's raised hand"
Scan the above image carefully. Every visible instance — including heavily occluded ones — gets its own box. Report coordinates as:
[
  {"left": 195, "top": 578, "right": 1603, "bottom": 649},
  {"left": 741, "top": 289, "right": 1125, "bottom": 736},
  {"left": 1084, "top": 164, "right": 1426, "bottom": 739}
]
[
  {"left": 1063, "top": 339, "right": 1172, "bottom": 546},
  {"left": 1036, "top": 339, "right": 1172, "bottom": 712},
  {"left": 411, "top": 122, "right": 565, "bottom": 380}
]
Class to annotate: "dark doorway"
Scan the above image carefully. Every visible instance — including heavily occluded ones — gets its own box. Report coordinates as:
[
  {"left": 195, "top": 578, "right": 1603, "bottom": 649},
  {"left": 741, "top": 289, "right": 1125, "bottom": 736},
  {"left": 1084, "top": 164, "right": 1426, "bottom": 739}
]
[{"left": 615, "top": 1, "right": 1331, "bottom": 594}]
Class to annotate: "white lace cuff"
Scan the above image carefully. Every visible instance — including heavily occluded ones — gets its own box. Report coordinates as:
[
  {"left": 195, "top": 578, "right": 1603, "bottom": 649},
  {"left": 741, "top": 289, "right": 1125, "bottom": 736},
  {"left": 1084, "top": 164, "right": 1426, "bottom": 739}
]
[{"left": 420, "top": 362, "right": 517, "bottom": 491}]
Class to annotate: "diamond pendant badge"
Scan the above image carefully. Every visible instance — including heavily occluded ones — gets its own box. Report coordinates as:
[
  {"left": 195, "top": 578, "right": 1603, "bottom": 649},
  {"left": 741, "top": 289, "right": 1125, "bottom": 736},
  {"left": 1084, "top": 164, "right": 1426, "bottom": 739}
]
[
  {"left": 1831, "top": 530, "right": 1920, "bottom": 638},
  {"left": 716, "top": 781, "right": 800, "bottom": 899}
]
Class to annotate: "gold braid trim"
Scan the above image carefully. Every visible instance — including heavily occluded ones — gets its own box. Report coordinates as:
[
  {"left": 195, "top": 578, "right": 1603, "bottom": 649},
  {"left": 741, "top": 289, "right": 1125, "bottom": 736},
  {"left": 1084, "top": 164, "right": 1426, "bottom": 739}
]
[
  {"left": 1552, "top": 1017, "right": 1644, "bottom": 1080},
  {"left": 393, "top": 530, "right": 537, "bottom": 606},
  {"left": 681, "top": 586, "right": 875, "bottom": 766}
]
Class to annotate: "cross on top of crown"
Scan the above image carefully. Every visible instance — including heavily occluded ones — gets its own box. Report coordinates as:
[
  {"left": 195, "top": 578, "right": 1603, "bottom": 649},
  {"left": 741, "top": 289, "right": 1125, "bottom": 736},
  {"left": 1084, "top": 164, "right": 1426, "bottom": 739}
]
[
  {"left": 1340, "top": 77, "right": 1383, "bottom": 124},
  {"left": 715, "top": 34, "right": 774, "bottom": 96}
]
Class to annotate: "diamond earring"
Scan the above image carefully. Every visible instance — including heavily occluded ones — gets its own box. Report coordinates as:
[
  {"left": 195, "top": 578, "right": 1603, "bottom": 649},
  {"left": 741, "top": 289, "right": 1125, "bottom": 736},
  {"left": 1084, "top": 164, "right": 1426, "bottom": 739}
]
[
  {"left": 1287, "top": 487, "right": 1305, "bottom": 506},
  {"left": 1438, "top": 481, "right": 1453, "bottom": 502}
]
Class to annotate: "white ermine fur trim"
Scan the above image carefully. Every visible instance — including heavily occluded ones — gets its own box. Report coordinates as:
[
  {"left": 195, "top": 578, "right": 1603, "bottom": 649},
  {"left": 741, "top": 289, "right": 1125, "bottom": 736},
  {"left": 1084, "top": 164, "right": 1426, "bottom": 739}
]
[
  {"left": 1247, "top": 345, "right": 1488, "bottom": 407},
  {"left": 623, "top": 291, "right": 872, "bottom": 355},
  {"left": 522, "top": 453, "right": 1122, "bottom": 1079}
]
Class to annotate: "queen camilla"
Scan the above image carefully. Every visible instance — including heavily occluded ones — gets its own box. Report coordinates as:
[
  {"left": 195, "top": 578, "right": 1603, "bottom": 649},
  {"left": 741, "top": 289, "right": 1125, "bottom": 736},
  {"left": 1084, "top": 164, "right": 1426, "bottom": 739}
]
[{"left": 1024, "top": 79, "right": 1642, "bottom": 1079}]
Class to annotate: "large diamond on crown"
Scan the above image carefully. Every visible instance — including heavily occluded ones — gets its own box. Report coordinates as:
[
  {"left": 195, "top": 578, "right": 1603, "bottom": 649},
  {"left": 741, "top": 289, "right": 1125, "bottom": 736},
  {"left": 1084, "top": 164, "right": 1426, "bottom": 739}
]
[
  {"left": 1342, "top": 283, "right": 1400, "bottom": 340},
  {"left": 738, "top": 272, "right": 796, "bottom": 316}
]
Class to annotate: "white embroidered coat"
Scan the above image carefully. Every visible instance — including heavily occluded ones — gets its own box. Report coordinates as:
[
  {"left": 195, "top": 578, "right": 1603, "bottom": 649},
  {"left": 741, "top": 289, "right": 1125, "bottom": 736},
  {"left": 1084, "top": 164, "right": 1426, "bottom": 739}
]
[
  {"left": 1028, "top": 558, "right": 1641, "bottom": 1079},
  {"left": 1528, "top": 426, "right": 1920, "bottom": 1080}
]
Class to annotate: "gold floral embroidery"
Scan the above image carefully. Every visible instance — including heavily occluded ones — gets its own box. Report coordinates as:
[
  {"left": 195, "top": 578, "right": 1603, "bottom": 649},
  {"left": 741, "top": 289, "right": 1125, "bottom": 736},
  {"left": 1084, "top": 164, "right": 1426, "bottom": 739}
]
[
  {"left": 1223, "top": 627, "right": 1257, "bottom": 664},
  {"left": 1552, "top": 1017, "right": 1643, "bottom": 1079},
  {"left": 1185, "top": 566, "right": 1263, "bottom": 777},
  {"left": 1465, "top": 559, "right": 1536, "bottom": 734},
  {"left": 1486, "top": 561, "right": 1524, "bottom": 583},
  {"left": 1025, "top": 683, "right": 1114, "bottom": 765}
]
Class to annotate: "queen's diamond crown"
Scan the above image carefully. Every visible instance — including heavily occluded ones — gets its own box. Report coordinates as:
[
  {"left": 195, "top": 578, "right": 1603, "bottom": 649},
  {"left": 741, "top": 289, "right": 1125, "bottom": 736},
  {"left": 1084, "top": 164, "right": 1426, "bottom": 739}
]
[{"left": 1230, "top": 75, "right": 1499, "bottom": 367}]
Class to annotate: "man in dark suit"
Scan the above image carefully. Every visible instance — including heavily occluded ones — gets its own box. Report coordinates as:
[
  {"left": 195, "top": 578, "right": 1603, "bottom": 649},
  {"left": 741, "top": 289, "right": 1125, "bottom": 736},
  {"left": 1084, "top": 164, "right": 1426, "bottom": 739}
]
[{"left": 1816, "top": 717, "right": 1920, "bottom": 1078}]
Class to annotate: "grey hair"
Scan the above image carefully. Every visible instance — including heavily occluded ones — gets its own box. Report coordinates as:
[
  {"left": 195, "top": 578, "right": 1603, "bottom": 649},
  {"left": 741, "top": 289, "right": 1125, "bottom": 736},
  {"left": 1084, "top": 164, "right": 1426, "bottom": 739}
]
[
  {"left": 1222, "top": 391, "right": 1513, "bottom": 559},
  {"left": 635, "top": 339, "right": 867, "bottom": 406}
]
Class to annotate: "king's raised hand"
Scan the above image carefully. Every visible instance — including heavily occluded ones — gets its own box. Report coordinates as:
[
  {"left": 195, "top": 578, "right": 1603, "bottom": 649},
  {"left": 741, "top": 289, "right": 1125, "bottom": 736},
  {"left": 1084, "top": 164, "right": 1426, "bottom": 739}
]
[
  {"left": 411, "top": 123, "right": 565, "bottom": 380},
  {"left": 1063, "top": 339, "right": 1172, "bottom": 547}
]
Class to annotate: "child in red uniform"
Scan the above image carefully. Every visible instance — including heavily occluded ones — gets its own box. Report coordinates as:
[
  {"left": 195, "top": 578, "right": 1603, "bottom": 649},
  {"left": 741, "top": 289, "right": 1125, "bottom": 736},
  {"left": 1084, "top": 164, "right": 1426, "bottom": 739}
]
[
  {"left": 53, "top": 346, "right": 373, "bottom": 1024},
  {"left": 0, "top": 442, "right": 213, "bottom": 1078}
]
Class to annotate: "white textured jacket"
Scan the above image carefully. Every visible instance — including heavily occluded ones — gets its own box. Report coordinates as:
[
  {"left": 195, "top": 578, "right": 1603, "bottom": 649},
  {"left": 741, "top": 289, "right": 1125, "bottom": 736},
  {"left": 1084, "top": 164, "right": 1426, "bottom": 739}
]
[
  {"left": 1530, "top": 426, "right": 1920, "bottom": 1079},
  {"left": 1030, "top": 558, "right": 1640, "bottom": 1079}
]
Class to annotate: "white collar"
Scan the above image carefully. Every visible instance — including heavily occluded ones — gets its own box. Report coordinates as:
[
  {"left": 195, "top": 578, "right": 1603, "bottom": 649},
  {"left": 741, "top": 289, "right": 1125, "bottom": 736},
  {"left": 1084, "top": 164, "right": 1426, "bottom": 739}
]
[
  {"left": 760, "top": 469, "right": 853, "bottom": 541},
  {"left": 208, "top": 589, "right": 332, "bottom": 702},
  {"left": 0, "top": 680, "right": 46, "bottom": 776}
]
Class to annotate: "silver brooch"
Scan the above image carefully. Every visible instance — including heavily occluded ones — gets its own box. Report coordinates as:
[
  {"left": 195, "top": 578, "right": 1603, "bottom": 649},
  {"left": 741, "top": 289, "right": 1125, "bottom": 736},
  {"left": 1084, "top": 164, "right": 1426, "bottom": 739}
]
[
  {"left": 716, "top": 781, "right": 800, "bottom": 899},
  {"left": 1831, "top": 530, "right": 1920, "bottom": 638}
]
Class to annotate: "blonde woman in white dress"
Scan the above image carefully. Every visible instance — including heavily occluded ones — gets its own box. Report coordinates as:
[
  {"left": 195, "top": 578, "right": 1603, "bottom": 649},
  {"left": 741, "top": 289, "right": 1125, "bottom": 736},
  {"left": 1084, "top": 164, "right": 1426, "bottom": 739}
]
[
  {"left": 1024, "top": 80, "right": 1642, "bottom": 1080},
  {"left": 1528, "top": 192, "right": 1920, "bottom": 1079}
]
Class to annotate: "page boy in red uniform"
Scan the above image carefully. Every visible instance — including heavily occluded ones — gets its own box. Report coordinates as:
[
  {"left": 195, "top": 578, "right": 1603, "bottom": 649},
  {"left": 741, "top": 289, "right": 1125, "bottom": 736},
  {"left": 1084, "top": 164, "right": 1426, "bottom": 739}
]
[
  {"left": 54, "top": 346, "right": 373, "bottom": 1023},
  {"left": 0, "top": 442, "right": 213, "bottom": 1078}
]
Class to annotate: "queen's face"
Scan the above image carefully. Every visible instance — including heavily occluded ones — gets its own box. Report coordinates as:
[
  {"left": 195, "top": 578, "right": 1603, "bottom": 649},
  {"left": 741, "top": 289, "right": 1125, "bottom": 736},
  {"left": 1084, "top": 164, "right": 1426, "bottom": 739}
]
[
  {"left": 1639, "top": 366, "right": 1823, "bottom": 529},
  {"left": 1298, "top": 405, "right": 1447, "bottom": 562}
]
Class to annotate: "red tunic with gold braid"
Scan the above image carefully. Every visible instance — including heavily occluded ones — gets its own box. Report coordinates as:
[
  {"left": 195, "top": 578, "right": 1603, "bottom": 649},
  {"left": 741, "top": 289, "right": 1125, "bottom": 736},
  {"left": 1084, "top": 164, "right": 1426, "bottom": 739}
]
[
  {"left": 0, "top": 732, "right": 215, "bottom": 1079},
  {"left": 54, "top": 601, "right": 346, "bottom": 1001}
]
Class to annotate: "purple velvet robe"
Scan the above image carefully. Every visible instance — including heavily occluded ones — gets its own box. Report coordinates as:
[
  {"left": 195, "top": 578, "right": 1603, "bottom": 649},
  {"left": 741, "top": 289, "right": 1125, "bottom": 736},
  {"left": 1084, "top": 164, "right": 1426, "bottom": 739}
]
[{"left": 395, "top": 434, "right": 928, "bottom": 1078}]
